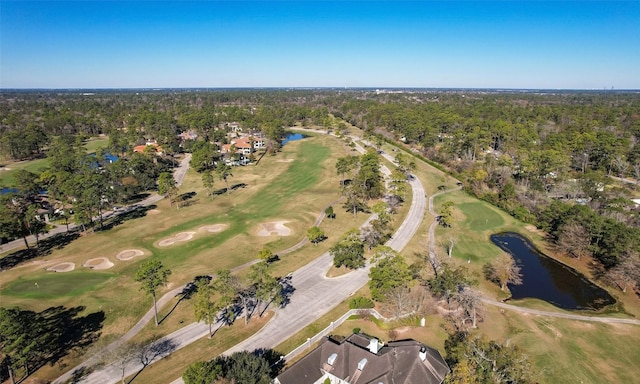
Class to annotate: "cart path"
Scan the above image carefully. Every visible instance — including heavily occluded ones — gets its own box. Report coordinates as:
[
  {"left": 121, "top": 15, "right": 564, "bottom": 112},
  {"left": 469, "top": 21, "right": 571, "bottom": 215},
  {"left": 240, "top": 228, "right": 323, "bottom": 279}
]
[{"left": 481, "top": 298, "right": 640, "bottom": 325}]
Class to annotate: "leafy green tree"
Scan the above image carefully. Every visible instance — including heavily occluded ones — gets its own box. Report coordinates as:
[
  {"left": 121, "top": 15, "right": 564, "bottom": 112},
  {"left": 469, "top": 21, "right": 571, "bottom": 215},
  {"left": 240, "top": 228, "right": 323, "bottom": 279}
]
[
  {"left": 257, "top": 247, "right": 276, "bottom": 263},
  {"left": 135, "top": 259, "right": 172, "bottom": 326},
  {"left": 306, "top": 226, "right": 326, "bottom": 246},
  {"left": 0, "top": 171, "right": 47, "bottom": 248},
  {"left": 0, "top": 307, "right": 39, "bottom": 384},
  {"left": 182, "top": 360, "right": 224, "bottom": 384},
  {"left": 222, "top": 351, "right": 272, "bottom": 384},
  {"left": 249, "top": 262, "right": 283, "bottom": 317},
  {"left": 369, "top": 249, "right": 412, "bottom": 301},
  {"left": 201, "top": 170, "right": 215, "bottom": 198},
  {"left": 439, "top": 201, "right": 454, "bottom": 228},
  {"left": 335, "top": 156, "right": 358, "bottom": 186},
  {"left": 193, "top": 279, "right": 219, "bottom": 338},
  {"left": 342, "top": 183, "right": 367, "bottom": 217},
  {"left": 330, "top": 229, "right": 365, "bottom": 269},
  {"left": 189, "top": 141, "right": 219, "bottom": 173},
  {"left": 216, "top": 163, "right": 234, "bottom": 194},
  {"left": 355, "top": 149, "right": 384, "bottom": 199},
  {"left": 324, "top": 205, "right": 335, "bottom": 219},
  {"left": 389, "top": 168, "right": 408, "bottom": 200},
  {"left": 157, "top": 172, "right": 178, "bottom": 206},
  {"left": 213, "top": 270, "right": 239, "bottom": 325},
  {"left": 428, "top": 264, "right": 475, "bottom": 305}
]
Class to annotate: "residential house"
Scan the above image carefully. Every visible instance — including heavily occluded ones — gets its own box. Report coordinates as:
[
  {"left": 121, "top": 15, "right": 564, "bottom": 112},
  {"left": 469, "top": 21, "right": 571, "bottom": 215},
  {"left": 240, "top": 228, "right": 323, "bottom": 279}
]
[
  {"left": 133, "top": 140, "right": 163, "bottom": 155},
  {"left": 275, "top": 333, "right": 450, "bottom": 384}
]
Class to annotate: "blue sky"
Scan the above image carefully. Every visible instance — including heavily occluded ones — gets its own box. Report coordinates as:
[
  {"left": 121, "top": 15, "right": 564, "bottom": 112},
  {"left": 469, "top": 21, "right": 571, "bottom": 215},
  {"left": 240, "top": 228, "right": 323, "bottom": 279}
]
[{"left": 1, "top": 1, "right": 639, "bottom": 89}]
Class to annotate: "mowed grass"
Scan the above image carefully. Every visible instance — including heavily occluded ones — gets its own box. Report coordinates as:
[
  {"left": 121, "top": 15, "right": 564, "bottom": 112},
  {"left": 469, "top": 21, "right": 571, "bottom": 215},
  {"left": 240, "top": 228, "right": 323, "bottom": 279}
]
[
  {"left": 0, "top": 134, "right": 355, "bottom": 382},
  {"left": 479, "top": 305, "right": 640, "bottom": 384},
  {"left": 2, "top": 271, "right": 115, "bottom": 299},
  {"left": 0, "top": 136, "right": 109, "bottom": 187}
]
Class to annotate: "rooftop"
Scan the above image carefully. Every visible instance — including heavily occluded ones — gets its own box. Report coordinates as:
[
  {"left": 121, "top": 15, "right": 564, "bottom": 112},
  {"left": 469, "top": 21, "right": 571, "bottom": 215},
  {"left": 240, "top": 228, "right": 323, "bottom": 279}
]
[{"left": 275, "top": 333, "right": 449, "bottom": 384}]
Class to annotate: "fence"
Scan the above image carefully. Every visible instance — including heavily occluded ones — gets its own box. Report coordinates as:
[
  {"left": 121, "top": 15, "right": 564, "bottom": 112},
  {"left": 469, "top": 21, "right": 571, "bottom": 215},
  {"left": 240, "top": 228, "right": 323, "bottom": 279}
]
[{"left": 282, "top": 308, "right": 415, "bottom": 362}]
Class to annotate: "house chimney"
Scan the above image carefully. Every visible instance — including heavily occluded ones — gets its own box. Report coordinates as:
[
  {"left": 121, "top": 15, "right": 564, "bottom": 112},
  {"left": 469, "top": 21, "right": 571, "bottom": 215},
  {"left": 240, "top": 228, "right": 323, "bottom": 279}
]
[
  {"left": 368, "top": 338, "right": 380, "bottom": 354},
  {"left": 419, "top": 346, "right": 427, "bottom": 361}
]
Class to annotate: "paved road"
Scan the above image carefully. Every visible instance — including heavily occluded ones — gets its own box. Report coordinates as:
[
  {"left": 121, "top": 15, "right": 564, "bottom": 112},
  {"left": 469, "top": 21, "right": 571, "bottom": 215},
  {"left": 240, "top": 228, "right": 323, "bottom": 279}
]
[{"left": 1, "top": 154, "right": 191, "bottom": 256}]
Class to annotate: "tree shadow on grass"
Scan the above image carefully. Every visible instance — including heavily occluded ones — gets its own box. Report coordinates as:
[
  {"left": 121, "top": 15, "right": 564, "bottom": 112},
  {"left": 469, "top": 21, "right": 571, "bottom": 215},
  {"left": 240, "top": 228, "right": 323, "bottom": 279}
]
[
  {"left": 0, "top": 306, "right": 104, "bottom": 383},
  {"left": 0, "top": 230, "right": 80, "bottom": 271},
  {"left": 158, "top": 275, "right": 212, "bottom": 325},
  {"left": 127, "top": 338, "right": 177, "bottom": 383},
  {"left": 99, "top": 205, "right": 155, "bottom": 231}
]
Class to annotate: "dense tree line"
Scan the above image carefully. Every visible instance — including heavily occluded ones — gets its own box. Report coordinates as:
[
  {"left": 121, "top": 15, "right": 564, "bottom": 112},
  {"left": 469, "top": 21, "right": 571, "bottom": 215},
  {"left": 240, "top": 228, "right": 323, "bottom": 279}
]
[{"left": 3, "top": 89, "right": 639, "bottom": 284}]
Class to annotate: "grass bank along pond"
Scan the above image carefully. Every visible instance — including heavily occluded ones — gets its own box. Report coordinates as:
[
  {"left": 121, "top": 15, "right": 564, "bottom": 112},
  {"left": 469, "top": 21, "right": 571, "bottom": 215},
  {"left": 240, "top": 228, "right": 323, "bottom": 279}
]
[{"left": 491, "top": 232, "right": 615, "bottom": 310}]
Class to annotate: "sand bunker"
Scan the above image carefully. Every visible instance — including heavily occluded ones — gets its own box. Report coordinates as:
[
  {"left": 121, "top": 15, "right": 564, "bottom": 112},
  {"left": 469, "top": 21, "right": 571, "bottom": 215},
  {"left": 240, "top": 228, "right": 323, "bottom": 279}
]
[
  {"left": 257, "top": 221, "right": 292, "bottom": 236},
  {"left": 83, "top": 257, "right": 114, "bottom": 270},
  {"left": 199, "top": 224, "right": 229, "bottom": 233},
  {"left": 148, "top": 209, "right": 161, "bottom": 215},
  {"left": 47, "top": 262, "right": 75, "bottom": 272},
  {"left": 116, "top": 249, "right": 145, "bottom": 261},
  {"left": 158, "top": 231, "right": 196, "bottom": 247}
]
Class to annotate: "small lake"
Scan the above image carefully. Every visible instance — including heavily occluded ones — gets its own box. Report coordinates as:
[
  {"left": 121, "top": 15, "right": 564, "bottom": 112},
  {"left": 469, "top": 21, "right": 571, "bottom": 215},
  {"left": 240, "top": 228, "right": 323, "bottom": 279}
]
[
  {"left": 490, "top": 232, "right": 615, "bottom": 310},
  {"left": 281, "top": 133, "right": 305, "bottom": 145}
]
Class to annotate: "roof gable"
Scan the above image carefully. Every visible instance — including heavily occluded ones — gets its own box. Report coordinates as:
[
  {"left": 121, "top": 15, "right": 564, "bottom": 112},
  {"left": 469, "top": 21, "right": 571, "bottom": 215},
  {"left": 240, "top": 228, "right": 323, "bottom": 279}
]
[{"left": 277, "top": 334, "right": 450, "bottom": 384}]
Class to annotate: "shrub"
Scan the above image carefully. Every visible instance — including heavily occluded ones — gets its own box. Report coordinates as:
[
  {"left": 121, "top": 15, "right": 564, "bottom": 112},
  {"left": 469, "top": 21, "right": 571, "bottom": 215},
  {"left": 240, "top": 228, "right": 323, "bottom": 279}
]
[{"left": 349, "top": 296, "right": 375, "bottom": 309}]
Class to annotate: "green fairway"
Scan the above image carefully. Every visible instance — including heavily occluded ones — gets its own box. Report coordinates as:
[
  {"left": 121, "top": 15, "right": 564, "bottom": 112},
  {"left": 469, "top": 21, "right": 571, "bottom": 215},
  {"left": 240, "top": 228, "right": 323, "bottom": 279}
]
[
  {"left": 2, "top": 271, "right": 114, "bottom": 299},
  {"left": 0, "top": 136, "right": 109, "bottom": 187},
  {"left": 0, "top": 157, "right": 50, "bottom": 186},
  {"left": 458, "top": 202, "right": 505, "bottom": 231}
]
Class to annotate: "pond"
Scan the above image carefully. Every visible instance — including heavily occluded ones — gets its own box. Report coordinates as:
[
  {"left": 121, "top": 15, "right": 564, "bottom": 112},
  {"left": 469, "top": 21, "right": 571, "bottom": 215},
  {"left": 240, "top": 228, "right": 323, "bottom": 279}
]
[
  {"left": 281, "top": 133, "right": 305, "bottom": 145},
  {"left": 490, "top": 232, "right": 615, "bottom": 310}
]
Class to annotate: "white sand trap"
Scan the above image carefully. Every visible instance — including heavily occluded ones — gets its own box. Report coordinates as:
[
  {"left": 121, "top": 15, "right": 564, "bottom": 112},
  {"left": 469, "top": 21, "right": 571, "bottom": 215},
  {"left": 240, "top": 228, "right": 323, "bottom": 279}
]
[
  {"left": 199, "top": 224, "right": 229, "bottom": 233},
  {"left": 47, "top": 262, "right": 75, "bottom": 272},
  {"left": 257, "top": 221, "right": 292, "bottom": 236},
  {"left": 158, "top": 231, "right": 196, "bottom": 247},
  {"left": 148, "top": 209, "right": 161, "bottom": 215},
  {"left": 276, "top": 159, "right": 294, "bottom": 163},
  {"left": 116, "top": 249, "right": 145, "bottom": 261},
  {"left": 83, "top": 257, "right": 114, "bottom": 270}
]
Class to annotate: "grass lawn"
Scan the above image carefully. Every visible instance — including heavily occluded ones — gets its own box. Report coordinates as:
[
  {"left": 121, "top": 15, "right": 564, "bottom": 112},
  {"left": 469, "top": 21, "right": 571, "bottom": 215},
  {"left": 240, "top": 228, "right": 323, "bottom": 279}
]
[
  {"left": 0, "top": 136, "right": 109, "bottom": 187},
  {"left": 2, "top": 271, "right": 115, "bottom": 299}
]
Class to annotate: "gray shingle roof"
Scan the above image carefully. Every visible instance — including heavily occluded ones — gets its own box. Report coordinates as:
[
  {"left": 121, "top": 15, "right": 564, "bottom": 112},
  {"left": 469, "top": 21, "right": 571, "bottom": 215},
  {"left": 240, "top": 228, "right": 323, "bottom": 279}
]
[{"left": 276, "top": 334, "right": 450, "bottom": 384}]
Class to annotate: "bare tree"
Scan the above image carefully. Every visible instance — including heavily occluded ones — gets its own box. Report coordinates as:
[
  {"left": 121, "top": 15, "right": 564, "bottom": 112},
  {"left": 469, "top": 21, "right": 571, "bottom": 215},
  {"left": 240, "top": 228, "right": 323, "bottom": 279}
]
[
  {"left": 100, "top": 342, "right": 142, "bottom": 384},
  {"left": 446, "top": 236, "right": 457, "bottom": 258},
  {"left": 454, "top": 287, "right": 483, "bottom": 329},
  {"left": 485, "top": 254, "right": 523, "bottom": 291},
  {"left": 557, "top": 222, "right": 592, "bottom": 260},
  {"left": 605, "top": 252, "right": 640, "bottom": 293},
  {"left": 381, "top": 286, "right": 431, "bottom": 319}
]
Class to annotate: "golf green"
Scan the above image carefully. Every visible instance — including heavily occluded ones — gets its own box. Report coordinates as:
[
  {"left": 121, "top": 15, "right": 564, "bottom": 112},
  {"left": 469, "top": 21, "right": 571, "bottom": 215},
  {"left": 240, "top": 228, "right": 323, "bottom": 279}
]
[{"left": 2, "top": 271, "right": 114, "bottom": 299}]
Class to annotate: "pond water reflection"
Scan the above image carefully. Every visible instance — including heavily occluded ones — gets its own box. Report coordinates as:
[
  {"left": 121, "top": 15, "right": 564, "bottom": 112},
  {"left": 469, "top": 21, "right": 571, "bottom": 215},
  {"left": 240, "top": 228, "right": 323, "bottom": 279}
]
[{"left": 490, "top": 232, "right": 615, "bottom": 310}]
